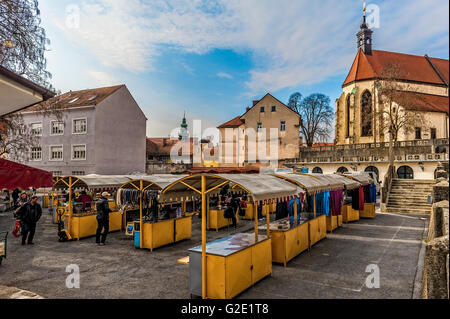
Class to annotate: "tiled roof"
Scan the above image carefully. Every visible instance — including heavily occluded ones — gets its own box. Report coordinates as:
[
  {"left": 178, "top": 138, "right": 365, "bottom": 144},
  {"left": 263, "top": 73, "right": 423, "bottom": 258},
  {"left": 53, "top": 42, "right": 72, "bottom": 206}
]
[
  {"left": 392, "top": 91, "right": 449, "bottom": 114},
  {"left": 343, "top": 50, "right": 449, "bottom": 87},
  {"left": 218, "top": 115, "right": 244, "bottom": 128},
  {"left": 20, "top": 85, "right": 125, "bottom": 112},
  {"left": 146, "top": 137, "right": 194, "bottom": 156}
]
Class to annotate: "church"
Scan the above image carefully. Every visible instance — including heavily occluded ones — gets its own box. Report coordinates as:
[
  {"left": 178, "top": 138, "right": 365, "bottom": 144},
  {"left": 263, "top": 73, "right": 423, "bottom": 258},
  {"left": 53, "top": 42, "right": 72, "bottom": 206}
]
[
  {"left": 285, "top": 10, "right": 448, "bottom": 182},
  {"left": 335, "top": 12, "right": 449, "bottom": 145}
]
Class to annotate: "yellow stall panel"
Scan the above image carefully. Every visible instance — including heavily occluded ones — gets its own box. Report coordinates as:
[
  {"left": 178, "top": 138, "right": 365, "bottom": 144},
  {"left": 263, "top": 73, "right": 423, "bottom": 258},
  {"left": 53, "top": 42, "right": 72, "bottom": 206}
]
[
  {"left": 175, "top": 216, "right": 192, "bottom": 242},
  {"left": 152, "top": 219, "right": 175, "bottom": 250},
  {"left": 360, "top": 202, "right": 376, "bottom": 219},
  {"left": 251, "top": 238, "right": 272, "bottom": 284},
  {"left": 206, "top": 255, "right": 227, "bottom": 299},
  {"left": 225, "top": 249, "right": 253, "bottom": 299},
  {"left": 343, "top": 204, "right": 360, "bottom": 222}
]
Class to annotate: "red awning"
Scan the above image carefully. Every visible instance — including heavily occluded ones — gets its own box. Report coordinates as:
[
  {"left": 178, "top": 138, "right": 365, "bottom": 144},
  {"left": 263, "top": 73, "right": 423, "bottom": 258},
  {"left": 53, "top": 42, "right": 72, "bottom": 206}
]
[{"left": 0, "top": 158, "right": 53, "bottom": 189}]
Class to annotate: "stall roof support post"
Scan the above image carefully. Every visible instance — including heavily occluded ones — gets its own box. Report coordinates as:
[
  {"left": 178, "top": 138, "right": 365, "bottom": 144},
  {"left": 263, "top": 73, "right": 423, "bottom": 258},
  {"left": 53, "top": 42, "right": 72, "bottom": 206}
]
[
  {"left": 294, "top": 197, "right": 298, "bottom": 226},
  {"left": 201, "top": 175, "right": 206, "bottom": 299},
  {"left": 266, "top": 200, "right": 270, "bottom": 237},
  {"left": 140, "top": 180, "right": 143, "bottom": 249},
  {"left": 68, "top": 176, "right": 72, "bottom": 238},
  {"left": 254, "top": 200, "right": 258, "bottom": 242}
]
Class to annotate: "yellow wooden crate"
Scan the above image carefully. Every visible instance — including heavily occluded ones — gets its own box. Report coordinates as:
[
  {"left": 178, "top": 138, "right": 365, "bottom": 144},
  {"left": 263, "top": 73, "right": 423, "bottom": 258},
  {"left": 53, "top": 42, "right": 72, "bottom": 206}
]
[
  {"left": 309, "top": 215, "right": 326, "bottom": 247},
  {"left": 271, "top": 222, "right": 309, "bottom": 267}
]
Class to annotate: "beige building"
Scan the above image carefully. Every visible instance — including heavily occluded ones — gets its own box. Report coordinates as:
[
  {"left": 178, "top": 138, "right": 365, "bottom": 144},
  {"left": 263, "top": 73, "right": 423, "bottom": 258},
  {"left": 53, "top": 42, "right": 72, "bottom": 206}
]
[{"left": 217, "top": 93, "right": 300, "bottom": 167}]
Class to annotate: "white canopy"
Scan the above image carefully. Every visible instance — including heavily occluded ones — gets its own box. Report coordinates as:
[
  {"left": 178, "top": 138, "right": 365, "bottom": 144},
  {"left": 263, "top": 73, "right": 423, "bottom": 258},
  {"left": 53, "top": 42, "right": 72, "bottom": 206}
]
[
  {"left": 340, "top": 172, "right": 373, "bottom": 185},
  {"left": 272, "top": 173, "right": 332, "bottom": 193},
  {"left": 162, "top": 173, "right": 303, "bottom": 202}
]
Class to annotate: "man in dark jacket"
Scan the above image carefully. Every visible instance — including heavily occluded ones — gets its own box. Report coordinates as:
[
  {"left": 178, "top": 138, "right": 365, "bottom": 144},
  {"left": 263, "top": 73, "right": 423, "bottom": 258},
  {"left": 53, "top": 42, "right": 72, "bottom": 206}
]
[
  {"left": 95, "top": 192, "right": 112, "bottom": 245},
  {"left": 16, "top": 195, "right": 42, "bottom": 245}
]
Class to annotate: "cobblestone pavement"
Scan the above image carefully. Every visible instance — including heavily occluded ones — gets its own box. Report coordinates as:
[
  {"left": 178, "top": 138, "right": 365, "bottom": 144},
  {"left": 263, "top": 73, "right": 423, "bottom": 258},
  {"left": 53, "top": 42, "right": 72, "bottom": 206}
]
[{"left": 0, "top": 208, "right": 428, "bottom": 299}]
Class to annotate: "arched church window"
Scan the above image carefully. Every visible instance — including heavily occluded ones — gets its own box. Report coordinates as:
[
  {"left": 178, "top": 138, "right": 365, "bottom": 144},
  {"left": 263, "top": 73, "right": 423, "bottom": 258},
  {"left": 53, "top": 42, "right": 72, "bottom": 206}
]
[
  {"left": 361, "top": 90, "right": 373, "bottom": 137},
  {"left": 346, "top": 95, "right": 351, "bottom": 137}
]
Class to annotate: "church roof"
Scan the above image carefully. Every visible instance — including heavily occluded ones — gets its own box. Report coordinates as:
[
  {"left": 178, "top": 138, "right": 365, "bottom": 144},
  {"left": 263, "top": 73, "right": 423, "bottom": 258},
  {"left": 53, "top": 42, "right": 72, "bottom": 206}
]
[
  {"left": 343, "top": 50, "right": 449, "bottom": 87},
  {"left": 392, "top": 91, "right": 449, "bottom": 114}
]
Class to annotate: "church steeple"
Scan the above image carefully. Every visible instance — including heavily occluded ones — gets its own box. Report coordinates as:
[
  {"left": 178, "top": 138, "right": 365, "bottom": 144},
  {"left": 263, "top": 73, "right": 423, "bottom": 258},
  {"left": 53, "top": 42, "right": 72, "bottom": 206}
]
[
  {"left": 357, "top": 3, "right": 373, "bottom": 55},
  {"left": 179, "top": 111, "right": 189, "bottom": 140}
]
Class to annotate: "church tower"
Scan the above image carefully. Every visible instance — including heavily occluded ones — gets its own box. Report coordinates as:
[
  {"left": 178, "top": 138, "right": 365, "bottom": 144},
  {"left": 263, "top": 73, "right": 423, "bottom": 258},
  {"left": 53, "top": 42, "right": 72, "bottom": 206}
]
[
  {"left": 179, "top": 112, "right": 189, "bottom": 141},
  {"left": 357, "top": 4, "right": 373, "bottom": 55}
]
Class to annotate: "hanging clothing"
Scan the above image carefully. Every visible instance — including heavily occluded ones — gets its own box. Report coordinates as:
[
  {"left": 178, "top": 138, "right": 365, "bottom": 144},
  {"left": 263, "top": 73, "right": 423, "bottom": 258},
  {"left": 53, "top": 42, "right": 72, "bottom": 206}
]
[
  {"left": 351, "top": 189, "right": 359, "bottom": 211},
  {"left": 288, "top": 198, "right": 301, "bottom": 226},
  {"left": 363, "top": 185, "right": 371, "bottom": 203},
  {"left": 359, "top": 186, "right": 365, "bottom": 211},
  {"left": 330, "top": 190, "right": 344, "bottom": 216},
  {"left": 370, "top": 184, "right": 377, "bottom": 203}
]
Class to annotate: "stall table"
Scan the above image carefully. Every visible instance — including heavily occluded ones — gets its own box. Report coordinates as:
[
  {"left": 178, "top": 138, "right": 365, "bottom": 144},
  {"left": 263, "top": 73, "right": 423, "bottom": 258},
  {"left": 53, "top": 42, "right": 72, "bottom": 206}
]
[
  {"left": 207, "top": 209, "right": 238, "bottom": 231},
  {"left": 189, "top": 233, "right": 271, "bottom": 299},
  {"left": 260, "top": 219, "right": 309, "bottom": 267},
  {"left": 134, "top": 215, "right": 192, "bottom": 251},
  {"left": 326, "top": 214, "right": 343, "bottom": 232},
  {"left": 343, "top": 204, "right": 359, "bottom": 222},
  {"left": 360, "top": 202, "right": 376, "bottom": 219},
  {"left": 308, "top": 215, "right": 327, "bottom": 246}
]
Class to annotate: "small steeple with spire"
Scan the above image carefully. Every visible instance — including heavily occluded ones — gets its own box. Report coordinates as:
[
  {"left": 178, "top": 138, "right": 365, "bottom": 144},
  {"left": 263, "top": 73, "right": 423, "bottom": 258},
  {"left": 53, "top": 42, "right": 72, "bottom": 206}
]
[
  {"left": 357, "top": 2, "right": 373, "bottom": 55},
  {"left": 179, "top": 111, "right": 189, "bottom": 140}
]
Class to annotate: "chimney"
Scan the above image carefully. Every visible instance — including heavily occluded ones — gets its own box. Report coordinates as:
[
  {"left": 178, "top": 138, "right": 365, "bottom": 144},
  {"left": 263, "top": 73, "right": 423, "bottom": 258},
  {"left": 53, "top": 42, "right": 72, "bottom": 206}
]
[
  {"left": 162, "top": 138, "right": 167, "bottom": 146},
  {"left": 246, "top": 107, "right": 250, "bottom": 112},
  {"left": 252, "top": 100, "right": 259, "bottom": 106}
]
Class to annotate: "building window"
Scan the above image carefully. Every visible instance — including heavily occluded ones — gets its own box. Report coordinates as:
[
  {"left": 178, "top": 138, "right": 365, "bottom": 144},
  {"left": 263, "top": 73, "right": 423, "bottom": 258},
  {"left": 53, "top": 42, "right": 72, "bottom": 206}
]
[
  {"left": 415, "top": 127, "right": 421, "bottom": 140},
  {"left": 397, "top": 166, "right": 414, "bottom": 179},
  {"left": 337, "top": 166, "right": 348, "bottom": 173},
  {"left": 430, "top": 128, "right": 436, "bottom": 140},
  {"left": 72, "top": 171, "right": 85, "bottom": 176},
  {"left": 271, "top": 105, "right": 276, "bottom": 112},
  {"left": 31, "top": 122, "right": 42, "bottom": 136},
  {"left": 50, "top": 145, "right": 63, "bottom": 161},
  {"left": 280, "top": 121, "right": 286, "bottom": 131},
  {"left": 257, "top": 122, "right": 263, "bottom": 132},
  {"left": 51, "top": 121, "right": 64, "bottom": 135},
  {"left": 312, "top": 167, "right": 323, "bottom": 174},
  {"left": 72, "top": 145, "right": 86, "bottom": 160},
  {"left": 361, "top": 91, "right": 372, "bottom": 137},
  {"left": 52, "top": 171, "right": 62, "bottom": 176},
  {"left": 346, "top": 95, "right": 350, "bottom": 137},
  {"left": 30, "top": 147, "right": 42, "bottom": 161},
  {"left": 260, "top": 106, "right": 265, "bottom": 113},
  {"left": 73, "top": 118, "right": 87, "bottom": 134}
]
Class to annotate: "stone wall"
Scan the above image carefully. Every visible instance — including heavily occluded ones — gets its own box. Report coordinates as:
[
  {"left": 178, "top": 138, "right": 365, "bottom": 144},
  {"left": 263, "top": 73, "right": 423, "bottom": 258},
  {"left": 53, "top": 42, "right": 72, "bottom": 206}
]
[
  {"left": 146, "top": 162, "right": 192, "bottom": 174},
  {"left": 422, "top": 200, "right": 449, "bottom": 299}
]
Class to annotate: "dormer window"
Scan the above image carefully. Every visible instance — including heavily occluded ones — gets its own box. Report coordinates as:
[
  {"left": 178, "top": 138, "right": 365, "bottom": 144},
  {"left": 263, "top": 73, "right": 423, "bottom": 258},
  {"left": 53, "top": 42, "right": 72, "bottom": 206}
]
[
  {"left": 87, "top": 95, "right": 97, "bottom": 101},
  {"left": 68, "top": 97, "right": 79, "bottom": 104}
]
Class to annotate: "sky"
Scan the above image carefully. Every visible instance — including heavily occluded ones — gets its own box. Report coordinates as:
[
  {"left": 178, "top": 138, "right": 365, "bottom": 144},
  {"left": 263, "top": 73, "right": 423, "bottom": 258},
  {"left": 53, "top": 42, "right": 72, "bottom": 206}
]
[{"left": 38, "top": 0, "right": 449, "bottom": 139}]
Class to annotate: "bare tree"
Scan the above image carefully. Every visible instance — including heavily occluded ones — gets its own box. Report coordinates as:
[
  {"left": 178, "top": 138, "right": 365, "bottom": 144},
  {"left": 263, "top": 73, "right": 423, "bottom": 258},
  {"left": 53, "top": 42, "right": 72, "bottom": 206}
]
[
  {"left": 0, "top": 0, "right": 54, "bottom": 90},
  {"left": 287, "top": 92, "right": 302, "bottom": 114},
  {"left": 0, "top": 0, "right": 65, "bottom": 161},
  {"left": 374, "top": 63, "right": 428, "bottom": 165},
  {"left": 297, "top": 93, "right": 334, "bottom": 147}
]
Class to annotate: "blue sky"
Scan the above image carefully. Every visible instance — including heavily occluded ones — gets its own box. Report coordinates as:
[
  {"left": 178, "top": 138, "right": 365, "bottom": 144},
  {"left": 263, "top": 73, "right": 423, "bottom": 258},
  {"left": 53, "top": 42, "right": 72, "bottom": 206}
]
[{"left": 38, "top": 0, "right": 449, "bottom": 138}]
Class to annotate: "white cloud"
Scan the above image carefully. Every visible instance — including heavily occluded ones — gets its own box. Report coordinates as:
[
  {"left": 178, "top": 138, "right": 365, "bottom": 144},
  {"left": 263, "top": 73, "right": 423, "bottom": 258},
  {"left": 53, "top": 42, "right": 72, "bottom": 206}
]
[
  {"left": 181, "top": 62, "right": 195, "bottom": 75},
  {"left": 217, "top": 72, "right": 233, "bottom": 79},
  {"left": 55, "top": 0, "right": 449, "bottom": 96},
  {"left": 86, "top": 69, "right": 119, "bottom": 86}
]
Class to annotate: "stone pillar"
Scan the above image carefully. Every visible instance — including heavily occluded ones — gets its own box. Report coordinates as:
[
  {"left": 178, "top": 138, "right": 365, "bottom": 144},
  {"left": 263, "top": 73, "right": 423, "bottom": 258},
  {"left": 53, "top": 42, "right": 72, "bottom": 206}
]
[
  {"left": 434, "top": 181, "right": 449, "bottom": 203},
  {"left": 424, "top": 236, "right": 449, "bottom": 299}
]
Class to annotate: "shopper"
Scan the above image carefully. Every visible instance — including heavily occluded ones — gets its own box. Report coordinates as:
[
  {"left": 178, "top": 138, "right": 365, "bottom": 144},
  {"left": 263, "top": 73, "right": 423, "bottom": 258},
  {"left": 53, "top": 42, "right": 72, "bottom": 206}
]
[
  {"left": 12, "top": 188, "right": 19, "bottom": 207},
  {"left": 16, "top": 195, "right": 42, "bottom": 245},
  {"left": 95, "top": 192, "right": 112, "bottom": 245}
]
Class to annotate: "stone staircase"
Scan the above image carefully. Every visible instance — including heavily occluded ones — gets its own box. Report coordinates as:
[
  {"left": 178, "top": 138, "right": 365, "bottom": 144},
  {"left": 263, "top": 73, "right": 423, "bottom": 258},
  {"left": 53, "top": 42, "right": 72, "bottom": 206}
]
[{"left": 386, "top": 179, "right": 435, "bottom": 214}]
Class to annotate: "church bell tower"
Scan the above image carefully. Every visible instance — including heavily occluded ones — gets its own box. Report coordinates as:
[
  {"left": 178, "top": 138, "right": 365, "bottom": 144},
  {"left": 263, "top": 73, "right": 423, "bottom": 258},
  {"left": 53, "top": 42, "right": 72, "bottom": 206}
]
[{"left": 357, "top": 4, "right": 373, "bottom": 55}]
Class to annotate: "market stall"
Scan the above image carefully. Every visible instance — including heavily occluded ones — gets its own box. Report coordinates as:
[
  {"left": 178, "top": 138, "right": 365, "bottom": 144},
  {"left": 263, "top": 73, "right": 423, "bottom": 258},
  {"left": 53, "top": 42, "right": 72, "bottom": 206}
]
[
  {"left": 117, "top": 174, "right": 192, "bottom": 252},
  {"left": 163, "top": 173, "right": 301, "bottom": 299},
  {"left": 53, "top": 175, "right": 130, "bottom": 241},
  {"left": 340, "top": 172, "right": 376, "bottom": 219},
  {"left": 268, "top": 172, "right": 340, "bottom": 266}
]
